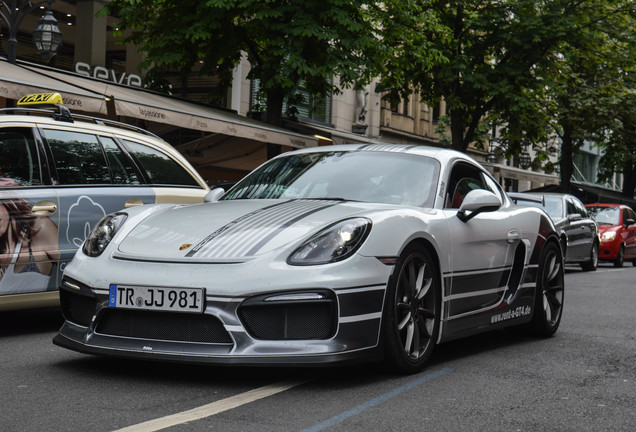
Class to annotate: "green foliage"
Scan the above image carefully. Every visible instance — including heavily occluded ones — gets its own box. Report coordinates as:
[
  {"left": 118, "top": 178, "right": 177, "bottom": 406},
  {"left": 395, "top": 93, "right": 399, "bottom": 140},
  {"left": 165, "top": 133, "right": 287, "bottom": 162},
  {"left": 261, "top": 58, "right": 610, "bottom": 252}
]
[{"left": 103, "top": 0, "right": 432, "bottom": 126}]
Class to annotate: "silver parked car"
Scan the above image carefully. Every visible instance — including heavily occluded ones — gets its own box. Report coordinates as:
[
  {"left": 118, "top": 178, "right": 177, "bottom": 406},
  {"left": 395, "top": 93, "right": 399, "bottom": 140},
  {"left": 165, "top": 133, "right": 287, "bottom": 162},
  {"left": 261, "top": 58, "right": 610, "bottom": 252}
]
[{"left": 55, "top": 144, "right": 564, "bottom": 373}]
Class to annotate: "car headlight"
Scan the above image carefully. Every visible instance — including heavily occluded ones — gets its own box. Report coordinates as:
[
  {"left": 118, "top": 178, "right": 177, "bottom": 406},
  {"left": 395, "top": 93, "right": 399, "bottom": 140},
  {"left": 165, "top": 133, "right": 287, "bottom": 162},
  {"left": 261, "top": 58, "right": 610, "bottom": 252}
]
[
  {"left": 287, "top": 218, "right": 371, "bottom": 265},
  {"left": 601, "top": 231, "right": 617, "bottom": 241},
  {"left": 82, "top": 213, "right": 128, "bottom": 257}
]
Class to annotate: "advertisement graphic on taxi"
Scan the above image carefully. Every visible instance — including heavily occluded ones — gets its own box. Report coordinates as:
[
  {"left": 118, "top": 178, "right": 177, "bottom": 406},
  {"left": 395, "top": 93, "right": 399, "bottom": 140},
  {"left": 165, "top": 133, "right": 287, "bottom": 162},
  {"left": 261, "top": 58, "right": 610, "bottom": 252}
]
[{"left": 0, "top": 93, "right": 209, "bottom": 309}]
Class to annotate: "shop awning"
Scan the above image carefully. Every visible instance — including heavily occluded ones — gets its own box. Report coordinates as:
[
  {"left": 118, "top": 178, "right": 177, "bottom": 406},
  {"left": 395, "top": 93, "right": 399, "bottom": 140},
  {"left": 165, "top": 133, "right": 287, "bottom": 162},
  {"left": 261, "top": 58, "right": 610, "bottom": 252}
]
[
  {"left": 1, "top": 60, "right": 317, "bottom": 149},
  {"left": 482, "top": 162, "right": 560, "bottom": 186},
  {"left": 0, "top": 60, "right": 106, "bottom": 112}
]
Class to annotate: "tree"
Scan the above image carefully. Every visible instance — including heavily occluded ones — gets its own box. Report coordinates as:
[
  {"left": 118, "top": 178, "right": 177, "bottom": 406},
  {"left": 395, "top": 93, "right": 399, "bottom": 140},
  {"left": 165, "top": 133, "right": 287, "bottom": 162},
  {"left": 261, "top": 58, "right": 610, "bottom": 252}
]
[
  {"left": 104, "top": 0, "right": 435, "bottom": 129},
  {"left": 379, "top": 0, "right": 635, "bottom": 170},
  {"left": 380, "top": 1, "right": 576, "bottom": 154}
]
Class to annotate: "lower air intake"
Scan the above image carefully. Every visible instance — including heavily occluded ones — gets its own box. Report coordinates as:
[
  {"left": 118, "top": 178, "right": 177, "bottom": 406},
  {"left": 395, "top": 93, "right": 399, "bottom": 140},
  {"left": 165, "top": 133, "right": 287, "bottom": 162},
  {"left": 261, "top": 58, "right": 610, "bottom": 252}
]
[
  {"left": 239, "top": 301, "right": 336, "bottom": 340},
  {"left": 96, "top": 310, "right": 232, "bottom": 344}
]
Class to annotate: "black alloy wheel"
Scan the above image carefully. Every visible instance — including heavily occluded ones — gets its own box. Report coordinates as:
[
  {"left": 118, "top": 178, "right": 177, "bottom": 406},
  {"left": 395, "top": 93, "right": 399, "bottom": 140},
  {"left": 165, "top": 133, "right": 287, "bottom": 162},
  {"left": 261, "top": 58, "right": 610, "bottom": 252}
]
[
  {"left": 529, "top": 241, "right": 564, "bottom": 337},
  {"left": 383, "top": 245, "right": 440, "bottom": 374},
  {"left": 581, "top": 242, "right": 598, "bottom": 272}
]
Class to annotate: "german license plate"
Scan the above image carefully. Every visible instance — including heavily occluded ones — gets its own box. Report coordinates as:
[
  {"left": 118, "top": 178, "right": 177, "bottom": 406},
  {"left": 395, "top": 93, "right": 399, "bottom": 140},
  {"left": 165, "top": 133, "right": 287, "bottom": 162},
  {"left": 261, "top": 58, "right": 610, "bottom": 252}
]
[{"left": 109, "top": 284, "right": 204, "bottom": 313}]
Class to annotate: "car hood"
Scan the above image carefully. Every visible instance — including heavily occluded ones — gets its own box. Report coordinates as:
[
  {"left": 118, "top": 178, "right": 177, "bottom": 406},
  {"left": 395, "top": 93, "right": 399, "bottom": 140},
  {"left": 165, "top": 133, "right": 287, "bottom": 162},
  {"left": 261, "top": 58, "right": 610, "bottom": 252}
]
[
  {"left": 597, "top": 224, "right": 619, "bottom": 234},
  {"left": 115, "top": 199, "right": 378, "bottom": 262}
]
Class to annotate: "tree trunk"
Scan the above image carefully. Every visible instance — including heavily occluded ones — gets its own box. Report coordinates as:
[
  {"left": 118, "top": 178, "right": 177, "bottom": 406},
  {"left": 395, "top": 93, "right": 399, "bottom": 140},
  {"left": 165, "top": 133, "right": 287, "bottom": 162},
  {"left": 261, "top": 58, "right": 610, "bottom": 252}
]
[
  {"left": 622, "top": 159, "right": 636, "bottom": 198},
  {"left": 450, "top": 107, "right": 468, "bottom": 152},
  {"left": 559, "top": 124, "right": 574, "bottom": 194},
  {"left": 265, "top": 86, "right": 285, "bottom": 127}
]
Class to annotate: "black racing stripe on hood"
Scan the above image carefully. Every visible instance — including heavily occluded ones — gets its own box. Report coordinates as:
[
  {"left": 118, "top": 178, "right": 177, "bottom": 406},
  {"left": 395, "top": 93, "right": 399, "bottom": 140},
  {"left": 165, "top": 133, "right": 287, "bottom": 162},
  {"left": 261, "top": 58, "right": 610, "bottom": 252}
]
[
  {"left": 185, "top": 200, "right": 293, "bottom": 257},
  {"left": 245, "top": 202, "right": 340, "bottom": 256},
  {"left": 185, "top": 200, "right": 340, "bottom": 258}
]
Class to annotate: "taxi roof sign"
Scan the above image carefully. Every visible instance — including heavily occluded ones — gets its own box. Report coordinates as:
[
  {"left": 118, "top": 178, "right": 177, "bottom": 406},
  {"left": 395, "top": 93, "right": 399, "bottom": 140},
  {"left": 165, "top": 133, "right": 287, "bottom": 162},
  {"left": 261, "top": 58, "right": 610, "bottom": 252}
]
[{"left": 17, "top": 93, "right": 64, "bottom": 106}]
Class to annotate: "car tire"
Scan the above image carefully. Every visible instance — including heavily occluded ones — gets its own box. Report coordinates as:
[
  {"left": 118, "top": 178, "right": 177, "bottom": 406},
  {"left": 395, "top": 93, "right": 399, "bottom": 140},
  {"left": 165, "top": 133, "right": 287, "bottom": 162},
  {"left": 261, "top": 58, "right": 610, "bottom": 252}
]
[
  {"left": 529, "top": 241, "right": 564, "bottom": 337},
  {"left": 580, "top": 241, "right": 598, "bottom": 272},
  {"left": 382, "top": 245, "right": 440, "bottom": 374},
  {"left": 614, "top": 245, "right": 625, "bottom": 268}
]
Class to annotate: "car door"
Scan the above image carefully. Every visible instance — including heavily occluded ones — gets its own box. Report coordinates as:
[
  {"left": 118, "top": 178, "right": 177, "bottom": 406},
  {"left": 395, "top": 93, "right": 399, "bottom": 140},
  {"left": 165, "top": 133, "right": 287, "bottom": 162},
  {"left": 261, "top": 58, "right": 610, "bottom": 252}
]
[
  {"left": 561, "top": 197, "right": 582, "bottom": 260},
  {"left": 39, "top": 127, "right": 156, "bottom": 279},
  {"left": 0, "top": 126, "right": 61, "bottom": 296},
  {"left": 442, "top": 162, "right": 521, "bottom": 320},
  {"left": 623, "top": 208, "right": 636, "bottom": 260},
  {"left": 565, "top": 196, "right": 596, "bottom": 260}
]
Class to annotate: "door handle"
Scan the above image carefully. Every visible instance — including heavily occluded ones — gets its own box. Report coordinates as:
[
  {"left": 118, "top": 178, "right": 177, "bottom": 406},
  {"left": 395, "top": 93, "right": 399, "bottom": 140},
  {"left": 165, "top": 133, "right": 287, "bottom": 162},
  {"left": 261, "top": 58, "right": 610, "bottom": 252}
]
[
  {"left": 32, "top": 201, "right": 58, "bottom": 217},
  {"left": 507, "top": 229, "right": 521, "bottom": 243},
  {"left": 124, "top": 198, "right": 144, "bottom": 208}
]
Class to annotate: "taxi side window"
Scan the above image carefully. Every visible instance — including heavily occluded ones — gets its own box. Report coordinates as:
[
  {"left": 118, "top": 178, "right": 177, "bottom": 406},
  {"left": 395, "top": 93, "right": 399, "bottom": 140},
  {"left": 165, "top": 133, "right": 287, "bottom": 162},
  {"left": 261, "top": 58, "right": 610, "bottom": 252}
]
[
  {"left": 100, "top": 137, "right": 140, "bottom": 185},
  {"left": 44, "top": 129, "right": 111, "bottom": 184},
  {"left": 0, "top": 127, "right": 42, "bottom": 186},
  {"left": 122, "top": 139, "right": 199, "bottom": 187}
]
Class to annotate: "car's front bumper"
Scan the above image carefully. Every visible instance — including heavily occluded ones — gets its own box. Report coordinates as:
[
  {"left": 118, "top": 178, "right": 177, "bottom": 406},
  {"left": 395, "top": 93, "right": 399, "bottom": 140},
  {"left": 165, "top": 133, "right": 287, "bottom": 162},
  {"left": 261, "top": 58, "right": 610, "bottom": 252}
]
[
  {"left": 599, "top": 238, "right": 621, "bottom": 260},
  {"left": 54, "top": 253, "right": 393, "bottom": 366}
]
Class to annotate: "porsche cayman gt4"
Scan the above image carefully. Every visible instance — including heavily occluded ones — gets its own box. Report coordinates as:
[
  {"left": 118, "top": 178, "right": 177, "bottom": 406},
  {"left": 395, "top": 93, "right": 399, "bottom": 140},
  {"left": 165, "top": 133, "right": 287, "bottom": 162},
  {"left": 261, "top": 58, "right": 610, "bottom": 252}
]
[{"left": 54, "top": 144, "right": 564, "bottom": 373}]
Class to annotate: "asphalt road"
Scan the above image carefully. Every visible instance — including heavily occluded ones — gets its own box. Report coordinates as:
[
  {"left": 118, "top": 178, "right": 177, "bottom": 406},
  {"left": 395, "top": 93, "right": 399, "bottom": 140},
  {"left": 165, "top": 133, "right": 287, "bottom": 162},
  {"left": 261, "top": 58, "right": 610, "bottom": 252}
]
[{"left": 2, "top": 262, "right": 635, "bottom": 432}]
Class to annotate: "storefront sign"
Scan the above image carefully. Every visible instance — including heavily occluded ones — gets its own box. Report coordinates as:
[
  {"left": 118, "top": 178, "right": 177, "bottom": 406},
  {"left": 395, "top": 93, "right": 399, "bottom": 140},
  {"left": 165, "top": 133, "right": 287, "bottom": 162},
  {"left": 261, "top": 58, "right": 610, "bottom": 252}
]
[{"left": 74, "top": 62, "right": 142, "bottom": 87}]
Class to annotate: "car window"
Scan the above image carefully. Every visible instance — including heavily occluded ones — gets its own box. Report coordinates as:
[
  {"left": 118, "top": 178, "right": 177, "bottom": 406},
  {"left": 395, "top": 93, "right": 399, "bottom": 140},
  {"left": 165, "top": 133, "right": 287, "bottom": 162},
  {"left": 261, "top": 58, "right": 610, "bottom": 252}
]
[
  {"left": 224, "top": 151, "right": 440, "bottom": 207},
  {"left": 122, "top": 139, "right": 200, "bottom": 187},
  {"left": 566, "top": 198, "right": 578, "bottom": 216},
  {"left": 588, "top": 206, "right": 619, "bottom": 225},
  {"left": 629, "top": 209, "right": 636, "bottom": 221},
  {"left": 622, "top": 208, "right": 629, "bottom": 225},
  {"left": 445, "top": 162, "right": 496, "bottom": 209},
  {"left": 99, "top": 137, "right": 141, "bottom": 185},
  {"left": 572, "top": 197, "right": 588, "bottom": 218},
  {"left": 43, "top": 129, "right": 111, "bottom": 185},
  {"left": 0, "top": 127, "right": 42, "bottom": 186}
]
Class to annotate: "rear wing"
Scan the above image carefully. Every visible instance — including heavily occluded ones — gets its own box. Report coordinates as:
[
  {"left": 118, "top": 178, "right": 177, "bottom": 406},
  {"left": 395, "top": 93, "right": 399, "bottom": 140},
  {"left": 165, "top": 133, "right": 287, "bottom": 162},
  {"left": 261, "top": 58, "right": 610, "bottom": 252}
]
[{"left": 508, "top": 192, "right": 545, "bottom": 206}]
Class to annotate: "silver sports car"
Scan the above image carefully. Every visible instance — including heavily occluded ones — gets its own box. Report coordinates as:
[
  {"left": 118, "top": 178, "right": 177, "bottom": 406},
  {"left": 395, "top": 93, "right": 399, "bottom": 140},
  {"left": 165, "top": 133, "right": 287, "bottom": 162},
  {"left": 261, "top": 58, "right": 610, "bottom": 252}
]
[{"left": 54, "top": 144, "right": 564, "bottom": 373}]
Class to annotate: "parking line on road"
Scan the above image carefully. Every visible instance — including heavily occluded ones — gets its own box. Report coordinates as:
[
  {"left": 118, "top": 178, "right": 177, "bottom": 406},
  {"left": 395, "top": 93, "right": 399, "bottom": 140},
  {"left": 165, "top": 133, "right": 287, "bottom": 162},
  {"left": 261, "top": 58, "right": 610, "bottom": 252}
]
[
  {"left": 300, "top": 368, "right": 452, "bottom": 432},
  {"left": 113, "top": 379, "right": 308, "bottom": 432}
]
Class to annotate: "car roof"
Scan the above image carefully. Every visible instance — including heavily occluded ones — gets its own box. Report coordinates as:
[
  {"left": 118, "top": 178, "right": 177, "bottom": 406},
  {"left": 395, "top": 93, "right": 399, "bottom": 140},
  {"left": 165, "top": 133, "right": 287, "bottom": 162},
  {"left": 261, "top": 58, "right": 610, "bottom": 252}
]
[
  {"left": 584, "top": 203, "right": 624, "bottom": 208},
  {"left": 0, "top": 108, "right": 208, "bottom": 190},
  {"left": 282, "top": 143, "right": 475, "bottom": 166}
]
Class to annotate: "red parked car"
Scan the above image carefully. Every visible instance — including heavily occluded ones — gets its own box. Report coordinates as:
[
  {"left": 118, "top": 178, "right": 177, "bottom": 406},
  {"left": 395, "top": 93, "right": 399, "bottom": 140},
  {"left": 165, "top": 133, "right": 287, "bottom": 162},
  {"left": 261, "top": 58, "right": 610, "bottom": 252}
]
[{"left": 585, "top": 203, "right": 636, "bottom": 267}]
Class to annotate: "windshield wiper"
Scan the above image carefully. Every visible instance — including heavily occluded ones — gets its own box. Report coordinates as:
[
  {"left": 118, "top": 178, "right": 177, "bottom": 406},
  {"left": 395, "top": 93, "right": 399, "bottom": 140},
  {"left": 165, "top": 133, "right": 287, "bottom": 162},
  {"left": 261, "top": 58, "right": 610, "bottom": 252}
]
[{"left": 301, "top": 197, "right": 361, "bottom": 202}]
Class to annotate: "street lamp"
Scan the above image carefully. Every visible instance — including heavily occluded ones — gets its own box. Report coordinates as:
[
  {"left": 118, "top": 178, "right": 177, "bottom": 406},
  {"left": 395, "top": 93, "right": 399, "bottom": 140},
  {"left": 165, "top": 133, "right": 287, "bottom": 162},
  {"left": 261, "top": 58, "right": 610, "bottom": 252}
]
[
  {"left": 32, "top": 6, "right": 62, "bottom": 62},
  {"left": 519, "top": 143, "right": 532, "bottom": 170},
  {"left": 486, "top": 138, "right": 499, "bottom": 163},
  {"left": 1, "top": 0, "right": 62, "bottom": 64}
]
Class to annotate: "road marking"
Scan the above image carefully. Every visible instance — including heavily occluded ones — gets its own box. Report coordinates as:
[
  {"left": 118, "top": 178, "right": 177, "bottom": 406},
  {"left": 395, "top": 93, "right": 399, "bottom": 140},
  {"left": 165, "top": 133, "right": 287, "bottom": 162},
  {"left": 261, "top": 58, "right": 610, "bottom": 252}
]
[
  {"left": 301, "top": 368, "right": 452, "bottom": 432},
  {"left": 114, "top": 379, "right": 307, "bottom": 432}
]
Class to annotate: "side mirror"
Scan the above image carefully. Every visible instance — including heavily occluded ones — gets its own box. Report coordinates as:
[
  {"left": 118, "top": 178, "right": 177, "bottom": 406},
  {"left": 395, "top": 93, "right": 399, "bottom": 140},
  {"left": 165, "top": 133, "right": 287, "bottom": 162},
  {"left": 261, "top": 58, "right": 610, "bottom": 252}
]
[
  {"left": 625, "top": 218, "right": 635, "bottom": 227},
  {"left": 204, "top": 187, "right": 225, "bottom": 203},
  {"left": 567, "top": 213, "right": 582, "bottom": 222},
  {"left": 457, "top": 189, "right": 502, "bottom": 223}
]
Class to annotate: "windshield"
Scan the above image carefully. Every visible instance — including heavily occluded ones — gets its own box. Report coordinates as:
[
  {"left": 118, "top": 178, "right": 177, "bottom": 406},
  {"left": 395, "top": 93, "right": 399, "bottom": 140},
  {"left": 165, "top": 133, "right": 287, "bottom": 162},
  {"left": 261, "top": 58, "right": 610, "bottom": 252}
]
[
  {"left": 523, "top": 195, "right": 563, "bottom": 220},
  {"left": 587, "top": 206, "right": 620, "bottom": 225},
  {"left": 223, "top": 150, "right": 440, "bottom": 207}
]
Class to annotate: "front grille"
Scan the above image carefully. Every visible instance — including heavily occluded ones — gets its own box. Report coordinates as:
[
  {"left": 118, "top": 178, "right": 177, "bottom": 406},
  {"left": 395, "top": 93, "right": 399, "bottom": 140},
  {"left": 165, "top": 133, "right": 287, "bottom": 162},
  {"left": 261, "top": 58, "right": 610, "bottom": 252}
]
[
  {"left": 239, "top": 301, "right": 336, "bottom": 340},
  {"left": 60, "top": 287, "right": 97, "bottom": 327},
  {"left": 96, "top": 310, "right": 233, "bottom": 344}
]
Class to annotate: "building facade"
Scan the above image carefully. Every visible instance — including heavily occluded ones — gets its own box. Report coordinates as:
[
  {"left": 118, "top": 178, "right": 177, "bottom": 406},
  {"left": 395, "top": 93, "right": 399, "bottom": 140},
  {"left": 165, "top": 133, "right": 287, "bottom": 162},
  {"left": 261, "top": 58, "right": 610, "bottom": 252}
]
[{"left": 2, "top": 0, "right": 561, "bottom": 190}]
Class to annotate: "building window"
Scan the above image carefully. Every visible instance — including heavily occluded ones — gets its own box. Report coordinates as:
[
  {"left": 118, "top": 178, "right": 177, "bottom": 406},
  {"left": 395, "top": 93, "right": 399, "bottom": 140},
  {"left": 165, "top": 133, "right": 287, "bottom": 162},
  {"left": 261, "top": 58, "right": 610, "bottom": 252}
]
[
  {"left": 250, "top": 80, "right": 332, "bottom": 125},
  {"left": 432, "top": 103, "right": 441, "bottom": 123}
]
